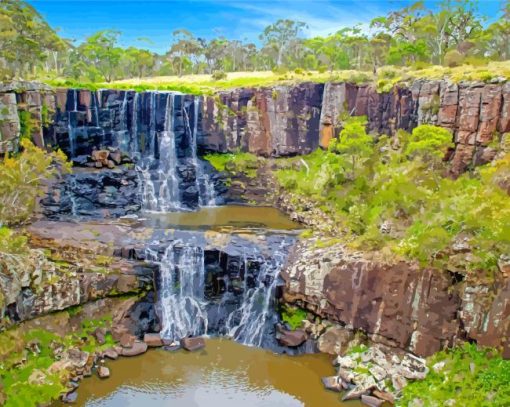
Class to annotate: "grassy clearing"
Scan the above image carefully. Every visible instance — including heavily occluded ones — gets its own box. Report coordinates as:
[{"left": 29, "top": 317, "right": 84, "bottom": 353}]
[{"left": 43, "top": 61, "right": 510, "bottom": 94}]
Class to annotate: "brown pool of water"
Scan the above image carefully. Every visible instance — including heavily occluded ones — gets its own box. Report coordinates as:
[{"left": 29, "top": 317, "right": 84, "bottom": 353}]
[
  {"left": 140, "top": 205, "right": 301, "bottom": 231},
  {"left": 60, "top": 338, "right": 359, "bottom": 407}
]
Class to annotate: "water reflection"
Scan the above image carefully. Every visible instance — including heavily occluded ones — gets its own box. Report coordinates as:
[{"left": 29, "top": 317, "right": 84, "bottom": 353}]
[{"left": 64, "top": 339, "right": 357, "bottom": 407}]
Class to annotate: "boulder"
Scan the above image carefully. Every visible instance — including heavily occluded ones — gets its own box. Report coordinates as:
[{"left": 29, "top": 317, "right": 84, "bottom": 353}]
[
  {"left": 321, "top": 376, "right": 342, "bottom": 392},
  {"left": 102, "top": 348, "right": 119, "bottom": 360},
  {"left": 317, "top": 326, "right": 354, "bottom": 355},
  {"left": 119, "top": 334, "right": 135, "bottom": 348},
  {"left": 373, "top": 390, "right": 395, "bottom": 404},
  {"left": 93, "top": 327, "right": 107, "bottom": 345},
  {"left": 180, "top": 337, "right": 206, "bottom": 351},
  {"left": 97, "top": 366, "right": 110, "bottom": 379},
  {"left": 361, "top": 395, "right": 385, "bottom": 407},
  {"left": 62, "top": 390, "right": 78, "bottom": 404},
  {"left": 144, "top": 333, "right": 164, "bottom": 347},
  {"left": 276, "top": 326, "right": 307, "bottom": 347},
  {"left": 121, "top": 340, "right": 148, "bottom": 357}
]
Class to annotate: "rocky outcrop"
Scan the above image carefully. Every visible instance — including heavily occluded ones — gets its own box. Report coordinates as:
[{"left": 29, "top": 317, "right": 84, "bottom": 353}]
[
  {"left": 281, "top": 239, "right": 509, "bottom": 358},
  {"left": 40, "top": 166, "right": 141, "bottom": 219},
  {"left": 2, "top": 79, "right": 508, "bottom": 174},
  {"left": 200, "top": 83, "right": 324, "bottom": 156}
]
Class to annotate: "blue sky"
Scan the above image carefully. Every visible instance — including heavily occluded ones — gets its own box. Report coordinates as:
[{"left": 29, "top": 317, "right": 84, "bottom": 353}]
[{"left": 29, "top": 0, "right": 504, "bottom": 54}]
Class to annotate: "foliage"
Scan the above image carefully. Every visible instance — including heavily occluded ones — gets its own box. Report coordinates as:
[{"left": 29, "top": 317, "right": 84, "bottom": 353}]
[
  {"left": 17, "top": 110, "right": 33, "bottom": 140},
  {"left": 212, "top": 70, "right": 227, "bottom": 81},
  {"left": 280, "top": 304, "right": 308, "bottom": 330},
  {"left": 0, "top": 140, "right": 71, "bottom": 226},
  {"left": 276, "top": 120, "right": 510, "bottom": 278},
  {"left": 0, "top": 313, "right": 117, "bottom": 407},
  {"left": 6, "top": 0, "right": 510, "bottom": 83},
  {"left": 399, "top": 343, "right": 510, "bottom": 406},
  {"left": 204, "top": 152, "right": 259, "bottom": 178}
]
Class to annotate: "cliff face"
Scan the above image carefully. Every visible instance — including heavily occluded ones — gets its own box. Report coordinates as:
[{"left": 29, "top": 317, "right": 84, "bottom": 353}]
[
  {"left": 281, "top": 239, "right": 510, "bottom": 358},
  {"left": 1, "top": 79, "right": 509, "bottom": 175},
  {"left": 200, "top": 80, "right": 510, "bottom": 175}
]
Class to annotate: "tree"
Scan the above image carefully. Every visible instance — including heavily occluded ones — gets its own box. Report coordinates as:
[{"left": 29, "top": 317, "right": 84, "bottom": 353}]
[
  {"left": 79, "top": 30, "right": 123, "bottom": 82},
  {"left": 329, "top": 116, "right": 374, "bottom": 179},
  {"left": 169, "top": 29, "right": 202, "bottom": 76},
  {"left": 259, "top": 19, "right": 307, "bottom": 67},
  {"left": 0, "top": 0, "right": 68, "bottom": 79}
]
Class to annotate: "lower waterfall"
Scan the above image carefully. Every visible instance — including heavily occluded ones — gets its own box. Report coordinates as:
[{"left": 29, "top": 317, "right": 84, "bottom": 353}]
[{"left": 148, "top": 235, "right": 294, "bottom": 348}]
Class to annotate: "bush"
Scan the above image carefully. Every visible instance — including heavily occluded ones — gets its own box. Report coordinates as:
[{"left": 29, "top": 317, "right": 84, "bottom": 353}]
[
  {"left": 400, "top": 343, "right": 510, "bottom": 406},
  {"left": 444, "top": 50, "right": 465, "bottom": 67},
  {"left": 317, "top": 65, "right": 328, "bottom": 73},
  {"left": 276, "top": 123, "right": 510, "bottom": 277},
  {"left": 211, "top": 70, "right": 227, "bottom": 81},
  {"left": 0, "top": 140, "right": 71, "bottom": 226},
  {"left": 281, "top": 304, "right": 307, "bottom": 330},
  {"left": 203, "top": 152, "right": 259, "bottom": 178}
]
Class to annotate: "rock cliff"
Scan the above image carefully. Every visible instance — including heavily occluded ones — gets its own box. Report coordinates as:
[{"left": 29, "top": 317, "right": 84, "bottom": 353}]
[
  {"left": 281, "top": 239, "right": 510, "bottom": 358},
  {"left": 2, "top": 79, "right": 509, "bottom": 176}
]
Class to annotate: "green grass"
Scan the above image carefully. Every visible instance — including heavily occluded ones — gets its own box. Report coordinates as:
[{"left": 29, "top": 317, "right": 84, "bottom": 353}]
[
  {"left": 203, "top": 152, "right": 259, "bottom": 178},
  {"left": 0, "top": 312, "right": 118, "bottom": 407},
  {"left": 41, "top": 62, "right": 510, "bottom": 95},
  {"left": 399, "top": 343, "right": 510, "bottom": 406}
]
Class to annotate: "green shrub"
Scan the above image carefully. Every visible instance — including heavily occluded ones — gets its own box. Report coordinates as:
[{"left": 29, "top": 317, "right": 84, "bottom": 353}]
[
  {"left": 281, "top": 305, "right": 307, "bottom": 330},
  {"left": 203, "top": 152, "right": 259, "bottom": 178},
  {"left": 276, "top": 122, "right": 510, "bottom": 277},
  {"left": 211, "top": 70, "right": 227, "bottom": 81},
  {"left": 0, "top": 140, "right": 71, "bottom": 226},
  {"left": 400, "top": 343, "right": 510, "bottom": 406}
]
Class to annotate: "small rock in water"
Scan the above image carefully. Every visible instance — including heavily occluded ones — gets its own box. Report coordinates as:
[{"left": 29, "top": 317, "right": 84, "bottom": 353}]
[
  {"left": 121, "top": 341, "right": 148, "bottom": 357},
  {"left": 97, "top": 366, "right": 110, "bottom": 379},
  {"left": 321, "top": 376, "right": 342, "bottom": 392},
  {"left": 361, "top": 394, "right": 384, "bottom": 407},
  {"left": 62, "top": 390, "right": 78, "bottom": 404},
  {"left": 180, "top": 337, "right": 206, "bottom": 351},
  {"left": 163, "top": 342, "right": 181, "bottom": 352},
  {"left": 144, "top": 333, "right": 164, "bottom": 347},
  {"left": 276, "top": 325, "right": 307, "bottom": 347}
]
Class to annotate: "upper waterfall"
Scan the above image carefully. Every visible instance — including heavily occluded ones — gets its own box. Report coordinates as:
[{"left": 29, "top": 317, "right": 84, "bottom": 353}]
[{"left": 59, "top": 89, "right": 219, "bottom": 212}]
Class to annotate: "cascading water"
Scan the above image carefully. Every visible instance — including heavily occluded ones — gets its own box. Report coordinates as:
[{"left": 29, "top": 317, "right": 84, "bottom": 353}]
[
  {"left": 149, "top": 235, "right": 294, "bottom": 348},
  {"left": 137, "top": 92, "right": 184, "bottom": 212}
]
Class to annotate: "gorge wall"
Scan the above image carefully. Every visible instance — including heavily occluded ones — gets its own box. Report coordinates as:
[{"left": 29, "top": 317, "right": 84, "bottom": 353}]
[
  {"left": 2, "top": 79, "right": 510, "bottom": 176},
  {"left": 280, "top": 239, "right": 510, "bottom": 359}
]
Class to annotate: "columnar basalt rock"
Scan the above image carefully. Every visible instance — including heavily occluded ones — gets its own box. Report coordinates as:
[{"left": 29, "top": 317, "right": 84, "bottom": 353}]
[
  {"left": 1, "top": 79, "right": 509, "bottom": 172},
  {"left": 200, "top": 83, "right": 324, "bottom": 156},
  {"left": 281, "top": 239, "right": 509, "bottom": 358}
]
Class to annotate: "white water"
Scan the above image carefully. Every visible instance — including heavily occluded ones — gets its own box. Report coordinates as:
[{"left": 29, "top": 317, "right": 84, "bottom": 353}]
[
  {"left": 182, "top": 98, "right": 218, "bottom": 207},
  {"left": 138, "top": 93, "right": 184, "bottom": 212},
  {"left": 153, "top": 239, "right": 291, "bottom": 347},
  {"left": 150, "top": 242, "right": 209, "bottom": 340}
]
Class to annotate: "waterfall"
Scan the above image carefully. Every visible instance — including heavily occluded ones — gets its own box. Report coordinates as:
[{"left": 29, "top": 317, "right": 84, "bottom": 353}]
[
  {"left": 153, "top": 242, "right": 209, "bottom": 340},
  {"left": 62, "top": 88, "right": 219, "bottom": 211},
  {"left": 117, "top": 91, "right": 130, "bottom": 152},
  {"left": 137, "top": 93, "right": 184, "bottom": 212},
  {"left": 183, "top": 98, "right": 218, "bottom": 207},
  {"left": 152, "top": 237, "right": 292, "bottom": 348},
  {"left": 67, "top": 89, "right": 78, "bottom": 157}
]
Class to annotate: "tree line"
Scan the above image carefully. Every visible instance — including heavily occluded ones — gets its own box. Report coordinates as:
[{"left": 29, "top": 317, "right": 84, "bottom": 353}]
[{"left": 2, "top": 0, "right": 510, "bottom": 82}]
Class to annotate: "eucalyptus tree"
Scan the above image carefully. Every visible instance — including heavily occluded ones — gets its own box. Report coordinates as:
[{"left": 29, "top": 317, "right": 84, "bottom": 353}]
[{"left": 259, "top": 19, "right": 307, "bottom": 67}]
